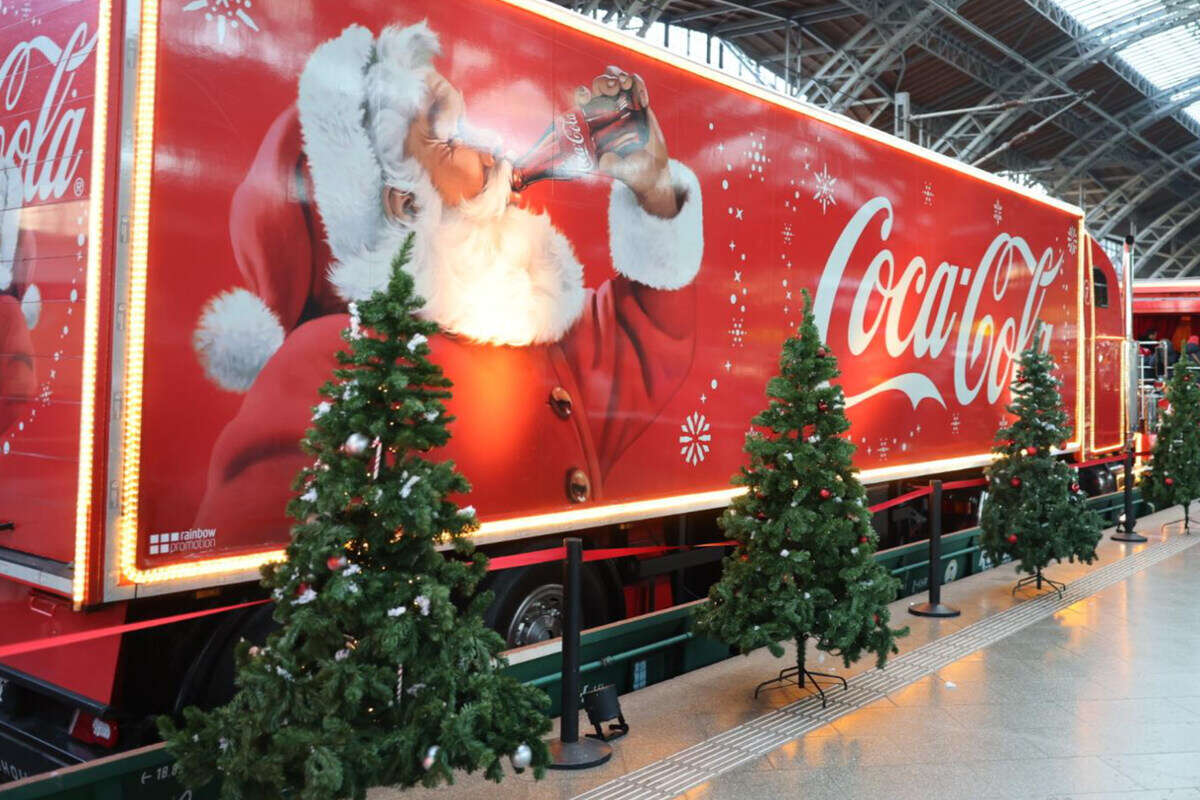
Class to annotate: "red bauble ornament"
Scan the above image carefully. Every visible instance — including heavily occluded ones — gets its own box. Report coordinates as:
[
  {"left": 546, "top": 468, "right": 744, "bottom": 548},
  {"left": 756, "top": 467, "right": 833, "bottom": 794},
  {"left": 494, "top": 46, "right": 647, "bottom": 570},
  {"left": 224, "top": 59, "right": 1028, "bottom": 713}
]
[
  {"left": 1071, "top": 482, "right": 1080, "bottom": 492},
  {"left": 873, "top": 614, "right": 880, "bottom": 625},
  {"left": 756, "top": 512, "right": 768, "bottom": 521},
  {"left": 819, "top": 488, "right": 832, "bottom": 499},
  {"left": 1010, "top": 477, "right": 1021, "bottom": 488},
  {"left": 817, "top": 347, "right": 827, "bottom": 357},
  {"left": 817, "top": 400, "right": 830, "bottom": 412},
  {"left": 1006, "top": 535, "right": 1018, "bottom": 544},
  {"left": 1026, "top": 446, "right": 1037, "bottom": 456},
  {"left": 326, "top": 556, "right": 346, "bottom": 571},
  {"left": 859, "top": 536, "right": 868, "bottom": 543},
  {"left": 1165, "top": 477, "right": 1175, "bottom": 486},
  {"left": 1158, "top": 398, "right": 1170, "bottom": 411},
  {"left": 740, "top": 554, "right": 750, "bottom": 562},
  {"left": 296, "top": 582, "right": 311, "bottom": 596}
]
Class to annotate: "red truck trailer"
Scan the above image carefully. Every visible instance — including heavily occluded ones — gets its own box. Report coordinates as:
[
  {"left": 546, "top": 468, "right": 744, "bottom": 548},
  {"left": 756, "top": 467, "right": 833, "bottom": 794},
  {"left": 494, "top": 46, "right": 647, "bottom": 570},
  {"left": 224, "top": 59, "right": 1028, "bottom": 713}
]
[{"left": 0, "top": 0, "right": 1126, "bottom": 779}]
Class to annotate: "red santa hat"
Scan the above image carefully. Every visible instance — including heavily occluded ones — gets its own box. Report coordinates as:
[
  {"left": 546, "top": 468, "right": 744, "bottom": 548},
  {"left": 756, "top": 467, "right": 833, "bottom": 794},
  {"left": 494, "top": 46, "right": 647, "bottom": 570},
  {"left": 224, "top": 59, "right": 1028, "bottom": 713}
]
[{"left": 193, "top": 22, "right": 438, "bottom": 392}]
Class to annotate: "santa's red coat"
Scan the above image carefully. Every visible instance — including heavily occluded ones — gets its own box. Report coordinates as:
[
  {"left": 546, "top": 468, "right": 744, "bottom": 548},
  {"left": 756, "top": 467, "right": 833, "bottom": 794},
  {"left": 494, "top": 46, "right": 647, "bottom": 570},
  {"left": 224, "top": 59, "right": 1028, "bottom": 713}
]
[
  {"left": 197, "top": 273, "right": 696, "bottom": 538},
  {"left": 194, "top": 112, "right": 704, "bottom": 539}
]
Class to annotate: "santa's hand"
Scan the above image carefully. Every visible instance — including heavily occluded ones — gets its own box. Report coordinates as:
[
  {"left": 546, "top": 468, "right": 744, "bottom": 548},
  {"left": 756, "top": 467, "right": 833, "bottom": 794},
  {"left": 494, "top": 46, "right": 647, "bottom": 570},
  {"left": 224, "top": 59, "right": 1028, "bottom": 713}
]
[{"left": 575, "top": 67, "right": 679, "bottom": 218}]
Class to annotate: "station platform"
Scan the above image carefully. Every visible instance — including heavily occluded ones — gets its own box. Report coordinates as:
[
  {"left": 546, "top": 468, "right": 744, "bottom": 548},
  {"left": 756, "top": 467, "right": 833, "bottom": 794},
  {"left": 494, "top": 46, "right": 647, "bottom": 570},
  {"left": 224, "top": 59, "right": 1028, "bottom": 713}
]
[{"left": 380, "top": 505, "right": 1200, "bottom": 800}]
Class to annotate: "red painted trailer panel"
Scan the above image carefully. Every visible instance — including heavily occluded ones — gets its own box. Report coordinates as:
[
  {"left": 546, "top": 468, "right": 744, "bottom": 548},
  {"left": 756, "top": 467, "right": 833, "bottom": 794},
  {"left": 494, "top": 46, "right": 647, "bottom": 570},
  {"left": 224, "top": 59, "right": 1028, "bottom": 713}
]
[
  {"left": 1088, "top": 240, "right": 1124, "bottom": 453},
  {"left": 0, "top": 581, "right": 124, "bottom": 705},
  {"left": 116, "top": 0, "right": 1088, "bottom": 580},
  {"left": 0, "top": 0, "right": 102, "bottom": 565}
]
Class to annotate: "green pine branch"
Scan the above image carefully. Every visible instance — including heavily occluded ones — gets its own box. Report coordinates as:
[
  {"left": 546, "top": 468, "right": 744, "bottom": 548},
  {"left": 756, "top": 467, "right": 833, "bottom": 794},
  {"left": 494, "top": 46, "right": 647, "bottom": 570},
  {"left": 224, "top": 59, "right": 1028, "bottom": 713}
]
[
  {"left": 696, "top": 291, "right": 908, "bottom": 670},
  {"left": 159, "top": 235, "right": 550, "bottom": 799},
  {"left": 980, "top": 324, "right": 1103, "bottom": 576},
  {"left": 1144, "top": 363, "right": 1200, "bottom": 514}
]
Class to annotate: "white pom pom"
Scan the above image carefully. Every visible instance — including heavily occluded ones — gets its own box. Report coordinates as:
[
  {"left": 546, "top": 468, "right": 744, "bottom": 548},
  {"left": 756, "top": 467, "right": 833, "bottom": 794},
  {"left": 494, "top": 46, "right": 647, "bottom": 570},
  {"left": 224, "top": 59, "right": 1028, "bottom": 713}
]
[{"left": 193, "top": 289, "right": 285, "bottom": 392}]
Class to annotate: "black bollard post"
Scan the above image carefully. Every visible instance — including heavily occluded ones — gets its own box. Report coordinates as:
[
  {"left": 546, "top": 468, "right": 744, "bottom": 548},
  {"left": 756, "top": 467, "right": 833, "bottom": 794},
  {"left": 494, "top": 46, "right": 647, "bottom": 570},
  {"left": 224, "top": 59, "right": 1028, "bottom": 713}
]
[
  {"left": 909, "top": 480, "right": 960, "bottom": 618},
  {"left": 547, "top": 538, "right": 612, "bottom": 769},
  {"left": 1112, "top": 444, "right": 1147, "bottom": 543}
]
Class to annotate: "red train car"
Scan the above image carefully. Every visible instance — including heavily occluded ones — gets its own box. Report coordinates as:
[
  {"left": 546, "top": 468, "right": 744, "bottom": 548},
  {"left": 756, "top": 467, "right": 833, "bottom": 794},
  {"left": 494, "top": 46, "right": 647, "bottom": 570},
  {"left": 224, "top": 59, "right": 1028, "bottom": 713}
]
[{"left": 0, "top": 0, "right": 1125, "bottom": 778}]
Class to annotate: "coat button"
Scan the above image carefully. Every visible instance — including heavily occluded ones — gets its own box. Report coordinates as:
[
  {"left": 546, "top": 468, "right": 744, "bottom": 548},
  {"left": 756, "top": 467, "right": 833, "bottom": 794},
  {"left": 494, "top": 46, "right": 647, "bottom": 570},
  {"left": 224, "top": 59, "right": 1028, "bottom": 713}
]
[
  {"left": 549, "top": 386, "right": 573, "bottom": 419},
  {"left": 566, "top": 468, "right": 591, "bottom": 503}
]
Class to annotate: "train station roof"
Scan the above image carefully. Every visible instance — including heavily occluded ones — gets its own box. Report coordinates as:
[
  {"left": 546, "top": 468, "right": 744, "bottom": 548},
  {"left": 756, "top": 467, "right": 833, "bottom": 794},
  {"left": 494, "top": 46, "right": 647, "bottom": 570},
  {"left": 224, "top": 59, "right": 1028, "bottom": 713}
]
[{"left": 554, "top": 0, "right": 1200, "bottom": 278}]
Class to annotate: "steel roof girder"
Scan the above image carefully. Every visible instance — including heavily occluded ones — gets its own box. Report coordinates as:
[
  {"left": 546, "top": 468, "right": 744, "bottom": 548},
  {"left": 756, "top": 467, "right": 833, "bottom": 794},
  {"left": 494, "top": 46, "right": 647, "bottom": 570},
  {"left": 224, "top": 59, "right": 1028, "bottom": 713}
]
[{"left": 945, "top": 4, "right": 1200, "bottom": 160}]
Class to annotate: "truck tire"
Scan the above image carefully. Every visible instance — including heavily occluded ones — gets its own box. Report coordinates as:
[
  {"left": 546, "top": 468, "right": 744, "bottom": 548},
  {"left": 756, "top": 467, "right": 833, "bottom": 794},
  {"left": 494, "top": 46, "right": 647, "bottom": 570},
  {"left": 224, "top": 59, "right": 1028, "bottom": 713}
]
[
  {"left": 173, "top": 601, "right": 278, "bottom": 714},
  {"left": 482, "top": 563, "right": 612, "bottom": 649}
]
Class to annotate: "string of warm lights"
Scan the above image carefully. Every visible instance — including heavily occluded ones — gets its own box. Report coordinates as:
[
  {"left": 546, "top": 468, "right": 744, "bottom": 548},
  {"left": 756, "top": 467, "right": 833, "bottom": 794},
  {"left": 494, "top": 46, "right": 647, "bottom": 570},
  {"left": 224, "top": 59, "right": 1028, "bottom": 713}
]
[
  {"left": 72, "top": 0, "right": 114, "bottom": 606},
  {"left": 100, "top": 0, "right": 1099, "bottom": 591}
]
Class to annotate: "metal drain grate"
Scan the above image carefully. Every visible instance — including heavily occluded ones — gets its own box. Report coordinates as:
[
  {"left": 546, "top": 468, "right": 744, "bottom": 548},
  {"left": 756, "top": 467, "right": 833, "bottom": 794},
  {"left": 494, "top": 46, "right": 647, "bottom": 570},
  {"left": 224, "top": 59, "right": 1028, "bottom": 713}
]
[{"left": 574, "top": 532, "right": 1200, "bottom": 800}]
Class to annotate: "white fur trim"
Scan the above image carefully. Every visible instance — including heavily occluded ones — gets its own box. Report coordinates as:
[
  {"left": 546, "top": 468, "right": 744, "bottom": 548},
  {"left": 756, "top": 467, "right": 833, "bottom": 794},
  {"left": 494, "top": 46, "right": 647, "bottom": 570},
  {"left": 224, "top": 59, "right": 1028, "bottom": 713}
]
[
  {"left": 365, "top": 23, "right": 439, "bottom": 193},
  {"left": 0, "top": 157, "right": 22, "bottom": 291},
  {"left": 20, "top": 284, "right": 39, "bottom": 329},
  {"left": 299, "top": 23, "right": 437, "bottom": 272},
  {"left": 327, "top": 161, "right": 585, "bottom": 345},
  {"left": 193, "top": 288, "right": 286, "bottom": 392},
  {"left": 325, "top": 176, "right": 437, "bottom": 304},
  {"left": 608, "top": 160, "right": 703, "bottom": 290}
]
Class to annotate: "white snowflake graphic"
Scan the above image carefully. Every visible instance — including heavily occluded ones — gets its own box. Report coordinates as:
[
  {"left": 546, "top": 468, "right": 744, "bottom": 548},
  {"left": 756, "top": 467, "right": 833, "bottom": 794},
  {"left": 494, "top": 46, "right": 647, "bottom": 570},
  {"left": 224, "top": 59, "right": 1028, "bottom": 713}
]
[
  {"left": 923, "top": 181, "right": 934, "bottom": 206},
  {"left": 992, "top": 199, "right": 1003, "bottom": 226},
  {"left": 729, "top": 318, "right": 747, "bottom": 347},
  {"left": 679, "top": 412, "right": 712, "bottom": 466},
  {"left": 950, "top": 413, "right": 961, "bottom": 436},
  {"left": 812, "top": 164, "right": 837, "bottom": 214},
  {"left": 1067, "top": 226, "right": 1078, "bottom": 255},
  {"left": 782, "top": 222, "right": 794, "bottom": 246},
  {"left": 0, "top": 2, "right": 32, "bottom": 21},
  {"left": 183, "top": 0, "right": 259, "bottom": 43}
]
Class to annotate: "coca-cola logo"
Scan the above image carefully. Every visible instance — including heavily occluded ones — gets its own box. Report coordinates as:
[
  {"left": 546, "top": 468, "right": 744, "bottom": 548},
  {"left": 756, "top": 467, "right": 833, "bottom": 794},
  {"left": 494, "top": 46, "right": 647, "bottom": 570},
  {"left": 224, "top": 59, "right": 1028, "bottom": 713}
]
[
  {"left": 0, "top": 22, "right": 96, "bottom": 203},
  {"left": 561, "top": 112, "right": 594, "bottom": 172},
  {"left": 814, "top": 196, "right": 1062, "bottom": 411}
]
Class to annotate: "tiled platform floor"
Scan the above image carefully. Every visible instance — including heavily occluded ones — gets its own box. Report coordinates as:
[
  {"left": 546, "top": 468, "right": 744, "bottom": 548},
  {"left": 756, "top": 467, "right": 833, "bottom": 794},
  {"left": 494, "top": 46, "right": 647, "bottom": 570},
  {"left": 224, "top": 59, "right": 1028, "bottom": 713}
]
[{"left": 375, "top": 506, "right": 1200, "bottom": 800}]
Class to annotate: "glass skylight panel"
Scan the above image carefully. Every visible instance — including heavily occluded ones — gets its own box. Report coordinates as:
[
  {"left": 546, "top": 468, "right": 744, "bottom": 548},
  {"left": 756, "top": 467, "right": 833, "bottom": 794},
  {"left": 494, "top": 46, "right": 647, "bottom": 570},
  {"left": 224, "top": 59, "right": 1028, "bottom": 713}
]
[
  {"left": 1119, "top": 25, "right": 1200, "bottom": 91},
  {"left": 1049, "top": 0, "right": 1200, "bottom": 123},
  {"left": 1051, "top": 0, "right": 1162, "bottom": 31}
]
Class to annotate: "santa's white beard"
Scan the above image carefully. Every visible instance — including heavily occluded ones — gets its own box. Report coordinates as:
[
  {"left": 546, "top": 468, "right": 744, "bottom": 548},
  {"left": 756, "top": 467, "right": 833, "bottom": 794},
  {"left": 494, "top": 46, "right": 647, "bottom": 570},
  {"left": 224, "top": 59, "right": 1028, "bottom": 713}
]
[{"left": 405, "top": 160, "right": 586, "bottom": 346}]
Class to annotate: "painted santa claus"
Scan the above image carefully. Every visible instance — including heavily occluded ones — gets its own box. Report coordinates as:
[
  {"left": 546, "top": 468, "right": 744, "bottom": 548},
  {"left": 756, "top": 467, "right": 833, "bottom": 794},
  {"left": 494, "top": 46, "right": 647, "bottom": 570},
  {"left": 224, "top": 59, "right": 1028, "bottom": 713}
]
[{"left": 192, "top": 21, "right": 704, "bottom": 539}]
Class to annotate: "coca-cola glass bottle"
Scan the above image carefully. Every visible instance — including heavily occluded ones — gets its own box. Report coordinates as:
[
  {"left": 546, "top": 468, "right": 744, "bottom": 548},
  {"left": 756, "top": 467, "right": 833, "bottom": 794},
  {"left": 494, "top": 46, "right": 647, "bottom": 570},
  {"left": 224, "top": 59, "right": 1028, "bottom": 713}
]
[{"left": 511, "top": 89, "right": 649, "bottom": 191}]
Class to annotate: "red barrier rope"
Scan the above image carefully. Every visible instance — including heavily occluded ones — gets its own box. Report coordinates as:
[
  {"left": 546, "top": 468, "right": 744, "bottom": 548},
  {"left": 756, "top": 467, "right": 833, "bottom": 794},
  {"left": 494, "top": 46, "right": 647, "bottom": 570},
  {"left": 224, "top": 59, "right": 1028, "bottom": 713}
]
[
  {"left": 1, "top": 449, "right": 1156, "bottom": 660},
  {"left": 867, "top": 487, "right": 931, "bottom": 513},
  {"left": 0, "top": 600, "right": 269, "bottom": 660}
]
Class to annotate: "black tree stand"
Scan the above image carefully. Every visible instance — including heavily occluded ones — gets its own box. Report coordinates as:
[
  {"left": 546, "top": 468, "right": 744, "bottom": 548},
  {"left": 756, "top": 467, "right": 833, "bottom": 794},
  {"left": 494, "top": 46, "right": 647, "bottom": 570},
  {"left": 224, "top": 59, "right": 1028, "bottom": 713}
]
[
  {"left": 1012, "top": 568, "right": 1066, "bottom": 598},
  {"left": 547, "top": 538, "right": 613, "bottom": 769},
  {"left": 1181, "top": 502, "right": 1198, "bottom": 535},
  {"left": 1111, "top": 444, "right": 1147, "bottom": 543},
  {"left": 909, "top": 480, "right": 961, "bottom": 618},
  {"left": 754, "top": 636, "right": 848, "bottom": 707}
]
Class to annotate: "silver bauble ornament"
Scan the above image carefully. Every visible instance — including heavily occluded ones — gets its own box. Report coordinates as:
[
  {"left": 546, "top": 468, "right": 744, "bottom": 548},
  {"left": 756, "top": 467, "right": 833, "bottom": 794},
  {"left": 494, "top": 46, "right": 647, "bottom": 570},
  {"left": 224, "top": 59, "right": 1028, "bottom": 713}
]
[
  {"left": 510, "top": 743, "right": 533, "bottom": 771},
  {"left": 343, "top": 432, "right": 370, "bottom": 456},
  {"left": 421, "top": 745, "right": 439, "bottom": 771}
]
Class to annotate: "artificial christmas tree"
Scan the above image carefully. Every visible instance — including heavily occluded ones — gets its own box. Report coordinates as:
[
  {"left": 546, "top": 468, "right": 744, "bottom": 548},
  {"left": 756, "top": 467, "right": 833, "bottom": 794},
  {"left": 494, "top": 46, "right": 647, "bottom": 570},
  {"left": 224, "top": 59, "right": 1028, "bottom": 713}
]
[
  {"left": 696, "top": 292, "right": 906, "bottom": 705},
  {"left": 1143, "top": 361, "right": 1200, "bottom": 533},
  {"left": 980, "top": 330, "right": 1102, "bottom": 596},
  {"left": 160, "top": 237, "right": 550, "bottom": 798}
]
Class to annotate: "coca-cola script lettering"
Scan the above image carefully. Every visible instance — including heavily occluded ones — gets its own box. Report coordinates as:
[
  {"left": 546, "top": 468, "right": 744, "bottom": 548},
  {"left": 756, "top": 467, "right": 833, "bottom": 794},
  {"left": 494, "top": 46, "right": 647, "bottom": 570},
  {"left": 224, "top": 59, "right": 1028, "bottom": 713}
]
[
  {"left": 814, "top": 196, "right": 1063, "bottom": 411},
  {"left": 0, "top": 22, "right": 95, "bottom": 203}
]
